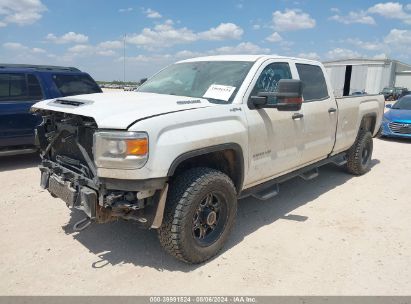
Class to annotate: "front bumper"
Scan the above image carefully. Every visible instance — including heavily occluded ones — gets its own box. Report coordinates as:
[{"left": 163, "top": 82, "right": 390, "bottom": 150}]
[
  {"left": 40, "top": 159, "right": 168, "bottom": 228},
  {"left": 381, "top": 121, "right": 411, "bottom": 139}
]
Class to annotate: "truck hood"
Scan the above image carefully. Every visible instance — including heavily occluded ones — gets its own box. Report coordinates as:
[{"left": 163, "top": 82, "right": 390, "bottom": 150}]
[{"left": 32, "top": 92, "right": 211, "bottom": 129}]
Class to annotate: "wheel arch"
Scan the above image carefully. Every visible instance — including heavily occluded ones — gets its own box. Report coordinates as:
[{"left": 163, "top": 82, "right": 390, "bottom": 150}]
[
  {"left": 359, "top": 113, "right": 377, "bottom": 135},
  {"left": 167, "top": 143, "right": 245, "bottom": 194}
]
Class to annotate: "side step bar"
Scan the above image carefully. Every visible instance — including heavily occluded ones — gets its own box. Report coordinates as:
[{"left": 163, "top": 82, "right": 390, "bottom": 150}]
[
  {"left": 252, "top": 183, "right": 279, "bottom": 201},
  {"left": 299, "top": 168, "right": 319, "bottom": 181},
  {"left": 240, "top": 152, "right": 347, "bottom": 200}
]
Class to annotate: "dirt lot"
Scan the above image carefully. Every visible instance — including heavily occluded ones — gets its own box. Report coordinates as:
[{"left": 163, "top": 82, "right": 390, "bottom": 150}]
[{"left": 1, "top": 137, "right": 410, "bottom": 295}]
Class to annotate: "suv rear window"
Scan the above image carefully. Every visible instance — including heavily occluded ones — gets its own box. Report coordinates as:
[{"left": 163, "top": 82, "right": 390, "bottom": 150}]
[
  {"left": 0, "top": 73, "right": 43, "bottom": 101},
  {"left": 52, "top": 74, "right": 102, "bottom": 97}
]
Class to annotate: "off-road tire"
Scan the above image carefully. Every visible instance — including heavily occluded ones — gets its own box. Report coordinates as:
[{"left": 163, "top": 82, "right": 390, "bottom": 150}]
[
  {"left": 346, "top": 131, "right": 373, "bottom": 175},
  {"left": 158, "top": 167, "right": 237, "bottom": 264}
]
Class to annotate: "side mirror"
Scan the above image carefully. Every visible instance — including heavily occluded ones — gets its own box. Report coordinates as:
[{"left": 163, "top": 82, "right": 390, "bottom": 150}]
[
  {"left": 248, "top": 79, "right": 303, "bottom": 111},
  {"left": 385, "top": 104, "right": 392, "bottom": 109}
]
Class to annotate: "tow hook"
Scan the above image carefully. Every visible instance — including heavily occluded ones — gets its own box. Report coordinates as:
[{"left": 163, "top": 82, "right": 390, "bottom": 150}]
[{"left": 73, "top": 217, "right": 92, "bottom": 232}]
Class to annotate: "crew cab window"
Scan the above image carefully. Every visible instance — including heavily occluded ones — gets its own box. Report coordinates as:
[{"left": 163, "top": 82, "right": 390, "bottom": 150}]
[
  {"left": 250, "top": 62, "right": 292, "bottom": 105},
  {"left": 52, "top": 74, "right": 102, "bottom": 97},
  {"left": 296, "top": 64, "right": 329, "bottom": 101}
]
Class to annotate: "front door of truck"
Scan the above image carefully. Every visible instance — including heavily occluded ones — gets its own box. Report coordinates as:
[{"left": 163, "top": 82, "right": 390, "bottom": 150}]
[
  {"left": 243, "top": 60, "right": 303, "bottom": 186},
  {"left": 295, "top": 63, "right": 338, "bottom": 165}
]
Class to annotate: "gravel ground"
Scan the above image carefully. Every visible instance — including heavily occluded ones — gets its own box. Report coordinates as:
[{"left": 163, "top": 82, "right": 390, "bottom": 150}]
[{"left": 0, "top": 137, "right": 410, "bottom": 295}]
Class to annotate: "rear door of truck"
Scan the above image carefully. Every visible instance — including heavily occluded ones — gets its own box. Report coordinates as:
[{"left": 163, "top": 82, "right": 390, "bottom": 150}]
[
  {"left": 0, "top": 72, "right": 44, "bottom": 149},
  {"left": 294, "top": 62, "right": 338, "bottom": 165}
]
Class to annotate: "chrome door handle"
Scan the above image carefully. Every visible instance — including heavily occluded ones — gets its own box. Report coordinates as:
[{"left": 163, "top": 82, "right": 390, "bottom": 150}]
[{"left": 292, "top": 113, "right": 304, "bottom": 120}]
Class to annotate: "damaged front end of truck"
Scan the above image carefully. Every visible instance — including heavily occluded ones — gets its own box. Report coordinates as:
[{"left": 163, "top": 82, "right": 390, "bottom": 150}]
[{"left": 34, "top": 110, "right": 168, "bottom": 231}]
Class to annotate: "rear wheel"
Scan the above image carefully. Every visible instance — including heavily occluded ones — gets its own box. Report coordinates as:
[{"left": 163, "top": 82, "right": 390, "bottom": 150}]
[
  {"left": 158, "top": 167, "right": 237, "bottom": 264},
  {"left": 346, "top": 131, "right": 373, "bottom": 175}
]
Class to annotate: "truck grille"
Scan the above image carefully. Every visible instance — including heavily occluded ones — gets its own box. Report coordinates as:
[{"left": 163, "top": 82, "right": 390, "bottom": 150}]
[{"left": 389, "top": 122, "right": 411, "bottom": 134}]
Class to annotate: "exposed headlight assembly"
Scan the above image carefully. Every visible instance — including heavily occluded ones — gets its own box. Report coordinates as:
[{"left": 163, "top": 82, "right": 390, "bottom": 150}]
[{"left": 94, "top": 131, "right": 148, "bottom": 169}]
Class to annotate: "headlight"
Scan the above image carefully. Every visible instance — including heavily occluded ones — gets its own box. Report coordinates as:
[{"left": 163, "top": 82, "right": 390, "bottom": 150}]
[{"left": 93, "top": 131, "right": 148, "bottom": 169}]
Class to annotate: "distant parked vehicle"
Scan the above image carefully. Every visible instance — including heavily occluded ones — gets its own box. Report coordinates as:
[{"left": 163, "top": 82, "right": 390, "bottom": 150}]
[
  {"left": 380, "top": 87, "right": 409, "bottom": 101},
  {"left": 394, "top": 87, "right": 409, "bottom": 99},
  {"left": 380, "top": 95, "right": 411, "bottom": 139},
  {"left": 0, "top": 64, "right": 102, "bottom": 156},
  {"left": 351, "top": 90, "right": 367, "bottom": 96}
]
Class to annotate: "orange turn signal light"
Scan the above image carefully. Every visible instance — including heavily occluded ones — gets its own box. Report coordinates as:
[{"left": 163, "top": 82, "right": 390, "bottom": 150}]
[{"left": 126, "top": 138, "right": 148, "bottom": 156}]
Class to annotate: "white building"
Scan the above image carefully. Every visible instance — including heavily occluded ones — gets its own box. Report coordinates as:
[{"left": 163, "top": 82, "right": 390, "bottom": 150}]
[{"left": 323, "top": 58, "right": 411, "bottom": 97}]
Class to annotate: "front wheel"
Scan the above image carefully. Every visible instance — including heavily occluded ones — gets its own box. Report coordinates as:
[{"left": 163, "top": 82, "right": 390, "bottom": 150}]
[
  {"left": 158, "top": 167, "right": 237, "bottom": 264},
  {"left": 346, "top": 131, "right": 373, "bottom": 175}
]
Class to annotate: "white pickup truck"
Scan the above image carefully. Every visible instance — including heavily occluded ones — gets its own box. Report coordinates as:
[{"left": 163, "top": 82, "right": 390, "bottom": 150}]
[{"left": 32, "top": 55, "right": 384, "bottom": 263}]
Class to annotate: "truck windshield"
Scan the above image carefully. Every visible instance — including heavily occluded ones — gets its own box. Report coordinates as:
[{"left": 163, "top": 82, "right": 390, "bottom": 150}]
[
  {"left": 137, "top": 61, "right": 254, "bottom": 103},
  {"left": 52, "top": 74, "right": 102, "bottom": 97}
]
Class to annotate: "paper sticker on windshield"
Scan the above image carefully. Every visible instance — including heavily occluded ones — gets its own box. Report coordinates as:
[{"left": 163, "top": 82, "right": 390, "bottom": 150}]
[{"left": 203, "top": 85, "right": 236, "bottom": 101}]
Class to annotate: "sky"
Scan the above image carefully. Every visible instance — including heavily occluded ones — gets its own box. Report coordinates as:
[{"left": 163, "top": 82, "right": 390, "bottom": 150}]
[{"left": 0, "top": 0, "right": 411, "bottom": 81}]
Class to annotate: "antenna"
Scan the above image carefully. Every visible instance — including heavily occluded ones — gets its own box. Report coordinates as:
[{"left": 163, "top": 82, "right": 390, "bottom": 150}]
[{"left": 123, "top": 34, "right": 126, "bottom": 84}]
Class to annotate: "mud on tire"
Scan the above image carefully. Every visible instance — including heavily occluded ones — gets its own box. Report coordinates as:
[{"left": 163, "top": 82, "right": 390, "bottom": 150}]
[{"left": 158, "top": 167, "right": 237, "bottom": 264}]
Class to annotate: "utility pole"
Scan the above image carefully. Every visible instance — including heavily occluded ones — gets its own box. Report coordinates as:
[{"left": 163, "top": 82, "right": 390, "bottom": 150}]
[{"left": 123, "top": 33, "right": 126, "bottom": 84}]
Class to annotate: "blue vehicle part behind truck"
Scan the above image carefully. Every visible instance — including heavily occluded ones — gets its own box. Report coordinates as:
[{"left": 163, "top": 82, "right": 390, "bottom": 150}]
[{"left": 0, "top": 64, "right": 102, "bottom": 156}]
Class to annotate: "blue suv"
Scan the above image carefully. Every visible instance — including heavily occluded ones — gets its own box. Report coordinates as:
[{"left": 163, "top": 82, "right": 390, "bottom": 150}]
[{"left": 0, "top": 64, "right": 102, "bottom": 156}]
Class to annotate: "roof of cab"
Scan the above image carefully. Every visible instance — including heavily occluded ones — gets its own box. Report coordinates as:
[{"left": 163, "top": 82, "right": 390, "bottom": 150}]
[
  {"left": 177, "top": 55, "right": 320, "bottom": 65},
  {"left": 0, "top": 64, "right": 81, "bottom": 72}
]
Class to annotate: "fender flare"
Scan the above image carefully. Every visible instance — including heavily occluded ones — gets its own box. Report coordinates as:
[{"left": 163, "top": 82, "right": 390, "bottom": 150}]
[{"left": 167, "top": 143, "right": 245, "bottom": 193}]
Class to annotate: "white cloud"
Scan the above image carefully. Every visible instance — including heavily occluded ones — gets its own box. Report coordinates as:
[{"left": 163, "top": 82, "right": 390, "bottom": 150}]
[
  {"left": 298, "top": 52, "right": 320, "bottom": 60},
  {"left": 175, "top": 50, "right": 204, "bottom": 59},
  {"left": 119, "top": 8, "right": 133, "bottom": 13},
  {"left": 174, "top": 42, "right": 272, "bottom": 59},
  {"left": 144, "top": 8, "right": 162, "bottom": 19},
  {"left": 127, "top": 20, "right": 244, "bottom": 49},
  {"left": 198, "top": 23, "right": 243, "bottom": 41},
  {"left": 32, "top": 47, "right": 46, "bottom": 53},
  {"left": 272, "top": 9, "right": 316, "bottom": 31},
  {"left": 46, "top": 32, "right": 89, "bottom": 44},
  {"left": 3, "top": 42, "right": 46, "bottom": 54},
  {"left": 97, "top": 49, "right": 116, "bottom": 56},
  {"left": 373, "top": 53, "right": 388, "bottom": 59},
  {"left": 0, "top": 0, "right": 46, "bottom": 27},
  {"left": 330, "top": 10, "right": 376, "bottom": 25},
  {"left": 384, "top": 28, "right": 411, "bottom": 45},
  {"left": 67, "top": 44, "right": 93, "bottom": 54},
  {"left": 98, "top": 40, "right": 123, "bottom": 49},
  {"left": 327, "top": 48, "right": 361, "bottom": 60},
  {"left": 127, "top": 20, "right": 197, "bottom": 48},
  {"left": 368, "top": 2, "right": 411, "bottom": 24},
  {"left": 343, "top": 38, "right": 383, "bottom": 51},
  {"left": 266, "top": 32, "right": 283, "bottom": 43},
  {"left": 67, "top": 44, "right": 117, "bottom": 57},
  {"left": 212, "top": 42, "right": 270, "bottom": 55}
]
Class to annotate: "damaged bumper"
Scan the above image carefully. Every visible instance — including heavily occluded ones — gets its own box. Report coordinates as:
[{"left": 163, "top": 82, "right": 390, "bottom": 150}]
[
  {"left": 35, "top": 111, "right": 168, "bottom": 229},
  {"left": 40, "top": 159, "right": 168, "bottom": 228}
]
